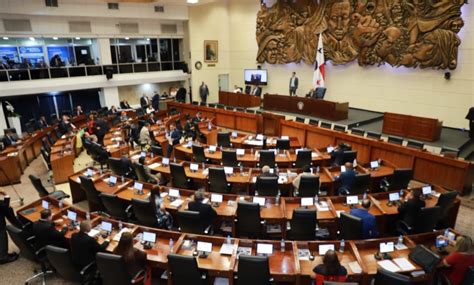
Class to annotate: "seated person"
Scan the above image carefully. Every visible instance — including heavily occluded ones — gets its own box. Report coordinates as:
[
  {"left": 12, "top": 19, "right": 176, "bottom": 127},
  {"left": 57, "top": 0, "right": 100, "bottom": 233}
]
[
  {"left": 184, "top": 115, "right": 196, "bottom": 140},
  {"left": 334, "top": 162, "right": 357, "bottom": 195},
  {"left": 233, "top": 85, "right": 243, "bottom": 93},
  {"left": 306, "top": 88, "right": 316, "bottom": 98},
  {"left": 2, "top": 130, "right": 17, "bottom": 147},
  {"left": 32, "top": 209, "right": 68, "bottom": 249},
  {"left": 37, "top": 116, "right": 49, "bottom": 129},
  {"left": 255, "top": 165, "right": 279, "bottom": 193},
  {"left": 192, "top": 112, "right": 203, "bottom": 124},
  {"left": 156, "top": 202, "right": 173, "bottom": 230},
  {"left": 114, "top": 232, "right": 147, "bottom": 279},
  {"left": 349, "top": 199, "right": 378, "bottom": 238},
  {"left": 0, "top": 190, "right": 20, "bottom": 264},
  {"left": 70, "top": 220, "right": 109, "bottom": 269},
  {"left": 313, "top": 249, "right": 348, "bottom": 285},
  {"left": 139, "top": 122, "right": 152, "bottom": 146},
  {"left": 138, "top": 156, "right": 161, "bottom": 184},
  {"left": 331, "top": 143, "right": 352, "bottom": 166},
  {"left": 438, "top": 235, "right": 474, "bottom": 285},
  {"left": 120, "top": 111, "right": 129, "bottom": 122},
  {"left": 292, "top": 165, "right": 319, "bottom": 195},
  {"left": 187, "top": 189, "right": 217, "bottom": 229},
  {"left": 397, "top": 189, "right": 425, "bottom": 228},
  {"left": 109, "top": 105, "right": 118, "bottom": 115}
]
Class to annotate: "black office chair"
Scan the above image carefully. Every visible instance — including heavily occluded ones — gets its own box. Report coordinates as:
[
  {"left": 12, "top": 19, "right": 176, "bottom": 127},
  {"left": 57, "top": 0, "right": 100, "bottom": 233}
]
[
  {"left": 40, "top": 147, "right": 52, "bottom": 170},
  {"left": 100, "top": 193, "right": 131, "bottom": 221},
  {"left": 208, "top": 168, "right": 232, "bottom": 194},
  {"left": 90, "top": 143, "right": 110, "bottom": 170},
  {"left": 258, "top": 150, "right": 276, "bottom": 167},
  {"left": 373, "top": 268, "right": 412, "bottom": 285},
  {"left": 276, "top": 139, "right": 290, "bottom": 150},
  {"left": 296, "top": 176, "right": 320, "bottom": 197},
  {"left": 350, "top": 173, "right": 371, "bottom": 195},
  {"left": 45, "top": 245, "right": 96, "bottom": 284},
  {"left": 79, "top": 176, "right": 107, "bottom": 213},
  {"left": 236, "top": 255, "right": 272, "bottom": 285},
  {"left": 309, "top": 119, "right": 319, "bottom": 126},
  {"left": 96, "top": 252, "right": 146, "bottom": 285},
  {"left": 256, "top": 176, "right": 279, "bottom": 196},
  {"left": 6, "top": 225, "right": 53, "bottom": 284},
  {"left": 28, "top": 174, "right": 69, "bottom": 200},
  {"left": 320, "top": 122, "right": 332, "bottom": 129},
  {"left": 217, "top": 132, "right": 231, "bottom": 148},
  {"left": 435, "top": 191, "right": 458, "bottom": 228},
  {"left": 236, "top": 201, "right": 263, "bottom": 238},
  {"left": 151, "top": 145, "right": 164, "bottom": 156},
  {"left": 295, "top": 117, "right": 305, "bottom": 123},
  {"left": 177, "top": 210, "right": 212, "bottom": 235},
  {"left": 108, "top": 157, "right": 131, "bottom": 177},
  {"left": 387, "top": 135, "right": 404, "bottom": 145},
  {"left": 287, "top": 208, "right": 316, "bottom": 240},
  {"left": 192, "top": 144, "right": 209, "bottom": 163},
  {"left": 167, "top": 254, "right": 207, "bottom": 285},
  {"left": 460, "top": 266, "right": 474, "bottom": 285},
  {"left": 170, "top": 163, "right": 193, "bottom": 189},
  {"left": 340, "top": 212, "right": 363, "bottom": 240},
  {"left": 397, "top": 206, "right": 441, "bottom": 235},
  {"left": 131, "top": 198, "right": 159, "bottom": 228},
  {"left": 380, "top": 168, "right": 413, "bottom": 191},
  {"left": 351, "top": 128, "right": 365, "bottom": 136},
  {"left": 366, "top": 131, "right": 382, "bottom": 140},
  {"left": 333, "top": 124, "right": 346, "bottom": 132},
  {"left": 132, "top": 163, "right": 158, "bottom": 184},
  {"left": 244, "top": 86, "right": 251, "bottom": 94},
  {"left": 340, "top": 151, "right": 358, "bottom": 165},
  {"left": 222, "top": 150, "right": 239, "bottom": 167},
  {"left": 46, "top": 132, "right": 56, "bottom": 145},
  {"left": 406, "top": 140, "right": 424, "bottom": 150},
  {"left": 293, "top": 150, "right": 312, "bottom": 168},
  {"left": 41, "top": 137, "right": 51, "bottom": 153},
  {"left": 440, "top": 146, "right": 459, "bottom": 158}
]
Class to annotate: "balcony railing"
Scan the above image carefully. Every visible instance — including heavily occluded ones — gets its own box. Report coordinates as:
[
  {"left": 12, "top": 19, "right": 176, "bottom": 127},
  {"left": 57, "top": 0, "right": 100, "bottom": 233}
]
[{"left": 0, "top": 61, "right": 187, "bottom": 82}]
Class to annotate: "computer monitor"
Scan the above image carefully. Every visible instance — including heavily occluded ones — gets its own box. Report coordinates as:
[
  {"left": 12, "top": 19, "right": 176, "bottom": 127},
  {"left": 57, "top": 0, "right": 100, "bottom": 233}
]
[{"left": 390, "top": 168, "right": 413, "bottom": 190}]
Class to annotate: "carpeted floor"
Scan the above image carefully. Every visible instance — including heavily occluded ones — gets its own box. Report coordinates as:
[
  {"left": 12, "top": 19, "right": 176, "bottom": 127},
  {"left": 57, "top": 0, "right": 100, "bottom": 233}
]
[{"left": 0, "top": 154, "right": 472, "bottom": 284}]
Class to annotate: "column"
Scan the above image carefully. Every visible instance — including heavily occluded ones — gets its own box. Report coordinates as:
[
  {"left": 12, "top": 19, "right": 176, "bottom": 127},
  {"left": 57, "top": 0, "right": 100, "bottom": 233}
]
[
  {"left": 96, "top": 38, "right": 112, "bottom": 65},
  {"left": 100, "top": 87, "right": 121, "bottom": 108},
  {"left": 0, "top": 102, "right": 9, "bottom": 136}
]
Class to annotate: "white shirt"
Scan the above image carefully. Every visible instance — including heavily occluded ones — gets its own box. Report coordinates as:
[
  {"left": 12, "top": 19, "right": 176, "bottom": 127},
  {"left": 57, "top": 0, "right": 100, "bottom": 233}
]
[{"left": 290, "top": 77, "right": 296, "bottom": 88}]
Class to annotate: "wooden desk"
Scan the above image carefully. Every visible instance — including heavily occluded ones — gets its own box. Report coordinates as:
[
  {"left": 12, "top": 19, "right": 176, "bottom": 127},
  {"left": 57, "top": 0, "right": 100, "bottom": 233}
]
[
  {"left": 263, "top": 94, "right": 349, "bottom": 121},
  {"left": 219, "top": 91, "right": 261, "bottom": 108},
  {"left": 382, "top": 112, "right": 443, "bottom": 142},
  {"left": 50, "top": 135, "right": 76, "bottom": 184}
]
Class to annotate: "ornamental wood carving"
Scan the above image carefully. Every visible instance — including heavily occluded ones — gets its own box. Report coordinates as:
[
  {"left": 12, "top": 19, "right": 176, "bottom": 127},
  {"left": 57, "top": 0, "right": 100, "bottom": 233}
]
[{"left": 256, "top": 0, "right": 464, "bottom": 69}]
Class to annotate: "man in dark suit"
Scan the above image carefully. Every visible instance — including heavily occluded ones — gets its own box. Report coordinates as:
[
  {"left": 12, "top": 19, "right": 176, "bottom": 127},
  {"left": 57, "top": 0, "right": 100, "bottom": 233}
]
[
  {"left": 176, "top": 87, "right": 187, "bottom": 103},
  {"left": 192, "top": 112, "right": 203, "bottom": 124},
  {"left": 251, "top": 85, "right": 262, "bottom": 96},
  {"left": 334, "top": 162, "right": 357, "bottom": 195},
  {"left": 289, "top": 72, "right": 299, "bottom": 96},
  {"left": 140, "top": 94, "right": 150, "bottom": 110},
  {"left": 466, "top": 107, "right": 474, "bottom": 139},
  {"left": 2, "top": 130, "right": 17, "bottom": 147},
  {"left": 0, "top": 191, "right": 20, "bottom": 264},
  {"left": 166, "top": 123, "right": 182, "bottom": 158},
  {"left": 70, "top": 220, "right": 109, "bottom": 269},
  {"left": 37, "top": 116, "right": 49, "bottom": 129},
  {"left": 32, "top": 209, "right": 68, "bottom": 249},
  {"left": 120, "top": 100, "right": 131, "bottom": 109},
  {"left": 59, "top": 114, "right": 75, "bottom": 134},
  {"left": 349, "top": 199, "right": 378, "bottom": 239},
  {"left": 152, "top": 91, "right": 160, "bottom": 111},
  {"left": 94, "top": 117, "right": 109, "bottom": 145},
  {"left": 397, "top": 188, "right": 425, "bottom": 227},
  {"left": 199, "top": 82, "right": 209, "bottom": 103},
  {"left": 188, "top": 189, "right": 217, "bottom": 228}
]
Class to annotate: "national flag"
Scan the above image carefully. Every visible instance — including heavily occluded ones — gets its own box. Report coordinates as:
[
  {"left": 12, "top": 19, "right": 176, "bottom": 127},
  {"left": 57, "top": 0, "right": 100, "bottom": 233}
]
[{"left": 313, "top": 34, "right": 325, "bottom": 88}]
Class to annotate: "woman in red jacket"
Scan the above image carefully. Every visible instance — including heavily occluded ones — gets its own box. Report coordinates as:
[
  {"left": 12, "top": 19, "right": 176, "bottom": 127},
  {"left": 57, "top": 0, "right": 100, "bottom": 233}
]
[
  {"left": 313, "top": 249, "right": 348, "bottom": 285},
  {"left": 439, "top": 235, "right": 474, "bottom": 285}
]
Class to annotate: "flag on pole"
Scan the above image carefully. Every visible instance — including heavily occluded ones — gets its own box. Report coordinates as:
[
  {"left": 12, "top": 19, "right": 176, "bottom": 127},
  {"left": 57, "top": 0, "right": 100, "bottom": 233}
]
[{"left": 313, "top": 34, "right": 325, "bottom": 88}]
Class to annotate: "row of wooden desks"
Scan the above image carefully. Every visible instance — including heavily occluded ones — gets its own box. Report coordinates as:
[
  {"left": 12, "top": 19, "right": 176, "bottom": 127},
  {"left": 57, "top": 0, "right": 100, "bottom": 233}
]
[
  {"left": 18, "top": 196, "right": 456, "bottom": 285},
  {"left": 50, "top": 134, "right": 77, "bottom": 184}
]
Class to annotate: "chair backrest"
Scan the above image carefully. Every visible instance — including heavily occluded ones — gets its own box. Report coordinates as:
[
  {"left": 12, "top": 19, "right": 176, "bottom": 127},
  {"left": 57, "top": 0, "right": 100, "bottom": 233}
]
[
  {"left": 192, "top": 144, "right": 207, "bottom": 163},
  {"left": 217, "top": 132, "right": 231, "bottom": 148},
  {"left": 295, "top": 117, "right": 305, "bottom": 123},
  {"left": 309, "top": 119, "right": 319, "bottom": 126},
  {"left": 320, "top": 122, "right": 332, "bottom": 129},
  {"left": 333, "top": 124, "right": 346, "bottom": 132},
  {"left": 79, "top": 176, "right": 105, "bottom": 212},
  {"left": 340, "top": 212, "right": 363, "bottom": 240},
  {"left": 100, "top": 193, "right": 129, "bottom": 220},
  {"left": 29, "top": 174, "right": 49, "bottom": 197},
  {"left": 259, "top": 150, "right": 275, "bottom": 167},
  {"left": 435, "top": 191, "right": 458, "bottom": 220},
  {"left": 387, "top": 135, "right": 404, "bottom": 145},
  {"left": 366, "top": 131, "right": 382, "bottom": 140},
  {"left": 168, "top": 254, "right": 204, "bottom": 285},
  {"left": 209, "top": 168, "right": 230, "bottom": 193},
  {"left": 178, "top": 210, "right": 205, "bottom": 234},
  {"left": 373, "top": 268, "right": 412, "bottom": 285},
  {"left": 298, "top": 176, "right": 320, "bottom": 197},
  {"left": 236, "top": 201, "right": 261, "bottom": 238},
  {"left": 131, "top": 198, "right": 159, "bottom": 228},
  {"left": 47, "top": 132, "right": 56, "bottom": 145},
  {"left": 350, "top": 173, "right": 371, "bottom": 195},
  {"left": 340, "top": 151, "right": 357, "bottom": 165},
  {"left": 40, "top": 147, "right": 50, "bottom": 164},
  {"left": 389, "top": 169, "right": 413, "bottom": 190},
  {"left": 256, "top": 176, "right": 279, "bottom": 196},
  {"left": 295, "top": 150, "right": 312, "bottom": 168},
  {"left": 151, "top": 145, "right": 163, "bottom": 156},
  {"left": 461, "top": 266, "right": 474, "bottom": 285},
  {"left": 132, "top": 162, "right": 155, "bottom": 184},
  {"left": 96, "top": 252, "right": 132, "bottom": 285},
  {"left": 237, "top": 255, "right": 271, "bottom": 285},
  {"left": 170, "top": 163, "right": 190, "bottom": 189},
  {"left": 6, "top": 224, "right": 37, "bottom": 262},
  {"left": 276, "top": 139, "right": 290, "bottom": 150},
  {"left": 108, "top": 157, "right": 129, "bottom": 177},
  {"left": 351, "top": 128, "right": 365, "bottom": 136},
  {"left": 41, "top": 137, "right": 51, "bottom": 152},
  {"left": 45, "top": 245, "right": 81, "bottom": 282},
  {"left": 289, "top": 208, "right": 316, "bottom": 240},
  {"left": 413, "top": 206, "right": 441, "bottom": 234},
  {"left": 406, "top": 140, "right": 424, "bottom": 150},
  {"left": 222, "top": 150, "right": 238, "bottom": 167}
]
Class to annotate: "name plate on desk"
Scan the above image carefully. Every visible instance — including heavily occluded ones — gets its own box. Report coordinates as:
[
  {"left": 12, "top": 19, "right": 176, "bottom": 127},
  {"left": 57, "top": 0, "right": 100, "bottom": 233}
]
[{"left": 257, "top": 243, "right": 273, "bottom": 255}]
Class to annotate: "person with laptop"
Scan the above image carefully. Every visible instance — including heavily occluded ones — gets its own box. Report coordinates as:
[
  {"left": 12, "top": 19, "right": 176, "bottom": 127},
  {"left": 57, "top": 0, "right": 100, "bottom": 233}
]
[
  {"left": 349, "top": 199, "right": 379, "bottom": 239},
  {"left": 114, "top": 232, "right": 147, "bottom": 279},
  {"left": 438, "top": 235, "right": 474, "bottom": 285},
  {"left": 334, "top": 162, "right": 357, "bottom": 195},
  {"left": 70, "top": 220, "right": 109, "bottom": 269},
  {"left": 313, "top": 249, "right": 348, "bottom": 285},
  {"left": 187, "top": 189, "right": 217, "bottom": 229},
  {"left": 397, "top": 188, "right": 425, "bottom": 227}
]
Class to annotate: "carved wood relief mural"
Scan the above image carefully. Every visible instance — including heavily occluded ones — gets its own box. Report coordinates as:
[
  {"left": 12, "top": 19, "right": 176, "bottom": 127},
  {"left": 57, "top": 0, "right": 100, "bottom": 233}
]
[{"left": 256, "top": 0, "right": 464, "bottom": 69}]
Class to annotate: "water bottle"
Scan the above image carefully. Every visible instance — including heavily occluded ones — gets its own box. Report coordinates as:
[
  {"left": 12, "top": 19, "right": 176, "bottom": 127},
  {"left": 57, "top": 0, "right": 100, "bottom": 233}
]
[
  {"left": 399, "top": 189, "right": 404, "bottom": 198},
  {"left": 173, "top": 157, "right": 176, "bottom": 163},
  {"left": 444, "top": 229, "right": 450, "bottom": 237},
  {"left": 339, "top": 239, "right": 345, "bottom": 253},
  {"left": 280, "top": 239, "right": 285, "bottom": 252},
  {"left": 86, "top": 212, "right": 91, "bottom": 221},
  {"left": 314, "top": 194, "right": 319, "bottom": 205},
  {"left": 121, "top": 175, "right": 125, "bottom": 184},
  {"left": 151, "top": 152, "right": 154, "bottom": 159},
  {"left": 398, "top": 235, "right": 403, "bottom": 246},
  {"left": 255, "top": 190, "right": 259, "bottom": 196},
  {"left": 202, "top": 162, "right": 205, "bottom": 170},
  {"left": 119, "top": 221, "right": 123, "bottom": 230},
  {"left": 275, "top": 166, "right": 279, "bottom": 175},
  {"left": 275, "top": 191, "right": 280, "bottom": 205},
  {"left": 363, "top": 192, "right": 367, "bottom": 200},
  {"left": 240, "top": 164, "right": 244, "bottom": 176},
  {"left": 316, "top": 166, "right": 320, "bottom": 173},
  {"left": 226, "top": 235, "right": 231, "bottom": 245},
  {"left": 353, "top": 159, "right": 357, "bottom": 167},
  {"left": 169, "top": 238, "right": 174, "bottom": 250}
]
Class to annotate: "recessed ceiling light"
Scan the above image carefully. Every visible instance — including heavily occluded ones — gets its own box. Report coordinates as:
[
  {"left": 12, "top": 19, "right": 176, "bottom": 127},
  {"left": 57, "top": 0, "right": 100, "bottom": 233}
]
[
  {"left": 75, "top": 37, "right": 80, "bottom": 40},
  {"left": 53, "top": 37, "right": 58, "bottom": 40},
  {"left": 187, "top": 0, "right": 199, "bottom": 3},
  {"left": 29, "top": 37, "right": 35, "bottom": 41},
  {"left": 146, "top": 38, "right": 150, "bottom": 41},
  {"left": 2, "top": 37, "right": 8, "bottom": 40},
  {"left": 125, "top": 37, "right": 130, "bottom": 40}
]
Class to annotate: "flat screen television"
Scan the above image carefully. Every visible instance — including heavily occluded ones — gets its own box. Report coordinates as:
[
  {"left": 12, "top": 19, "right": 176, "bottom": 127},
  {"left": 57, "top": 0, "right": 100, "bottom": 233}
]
[{"left": 244, "top": 69, "right": 268, "bottom": 85}]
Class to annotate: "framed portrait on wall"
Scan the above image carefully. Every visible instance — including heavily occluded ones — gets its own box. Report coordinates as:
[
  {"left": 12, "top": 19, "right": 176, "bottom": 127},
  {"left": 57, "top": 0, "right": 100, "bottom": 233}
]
[{"left": 204, "top": 40, "right": 218, "bottom": 63}]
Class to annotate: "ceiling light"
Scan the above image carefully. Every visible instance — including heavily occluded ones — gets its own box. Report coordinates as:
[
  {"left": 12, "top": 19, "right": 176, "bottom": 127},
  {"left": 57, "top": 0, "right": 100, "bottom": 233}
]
[
  {"left": 53, "top": 37, "right": 58, "bottom": 40},
  {"left": 125, "top": 37, "right": 130, "bottom": 40},
  {"left": 187, "top": 0, "right": 199, "bottom": 3},
  {"left": 75, "top": 37, "right": 80, "bottom": 40},
  {"left": 2, "top": 37, "right": 8, "bottom": 40},
  {"left": 146, "top": 38, "right": 150, "bottom": 41},
  {"left": 29, "top": 37, "right": 35, "bottom": 41}
]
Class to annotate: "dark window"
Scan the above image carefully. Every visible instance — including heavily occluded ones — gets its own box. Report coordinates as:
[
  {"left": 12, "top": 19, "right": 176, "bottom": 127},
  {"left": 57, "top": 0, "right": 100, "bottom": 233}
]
[{"left": 159, "top": 39, "right": 172, "bottom": 61}]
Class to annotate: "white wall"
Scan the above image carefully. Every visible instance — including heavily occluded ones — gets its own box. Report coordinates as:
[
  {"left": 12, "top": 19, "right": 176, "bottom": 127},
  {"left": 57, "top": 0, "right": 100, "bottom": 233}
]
[{"left": 189, "top": 0, "right": 474, "bottom": 128}]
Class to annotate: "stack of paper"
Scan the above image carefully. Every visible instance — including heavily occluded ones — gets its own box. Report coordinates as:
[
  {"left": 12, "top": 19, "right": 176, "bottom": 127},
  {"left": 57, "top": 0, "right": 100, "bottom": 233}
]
[
  {"left": 348, "top": 261, "right": 362, "bottom": 274},
  {"left": 298, "top": 249, "right": 311, "bottom": 261},
  {"left": 88, "top": 229, "right": 100, "bottom": 237},
  {"left": 377, "top": 260, "right": 400, "bottom": 272},
  {"left": 170, "top": 199, "right": 184, "bottom": 208},
  {"left": 148, "top": 163, "right": 161, "bottom": 169},
  {"left": 316, "top": 201, "right": 330, "bottom": 212},
  {"left": 393, "top": 258, "right": 416, "bottom": 271},
  {"left": 220, "top": 243, "right": 234, "bottom": 255}
]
